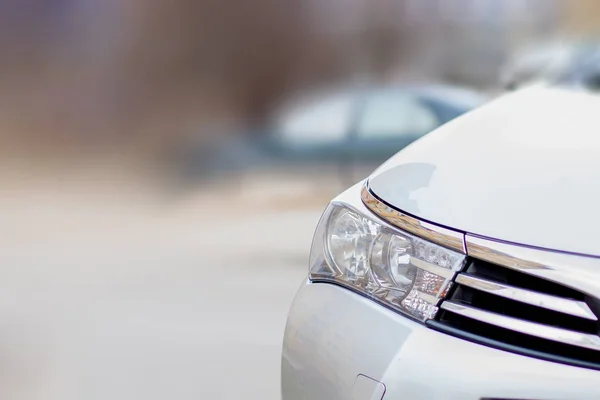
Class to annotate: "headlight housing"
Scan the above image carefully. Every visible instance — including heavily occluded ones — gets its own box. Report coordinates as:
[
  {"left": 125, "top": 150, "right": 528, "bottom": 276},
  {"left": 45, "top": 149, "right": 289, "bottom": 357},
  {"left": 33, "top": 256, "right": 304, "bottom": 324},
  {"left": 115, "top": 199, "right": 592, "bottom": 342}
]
[{"left": 309, "top": 201, "right": 466, "bottom": 321}]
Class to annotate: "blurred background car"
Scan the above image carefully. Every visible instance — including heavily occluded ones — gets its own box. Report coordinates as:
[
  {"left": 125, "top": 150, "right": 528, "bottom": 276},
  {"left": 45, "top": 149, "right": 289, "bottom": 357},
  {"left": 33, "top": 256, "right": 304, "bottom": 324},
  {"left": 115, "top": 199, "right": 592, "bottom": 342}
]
[
  {"left": 178, "top": 84, "right": 486, "bottom": 192},
  {"left": 499, "top": 41, "right": 575, "bottom": 90},
  {"left": 500, "top": 39, "right": 600, "bottom": 91}
]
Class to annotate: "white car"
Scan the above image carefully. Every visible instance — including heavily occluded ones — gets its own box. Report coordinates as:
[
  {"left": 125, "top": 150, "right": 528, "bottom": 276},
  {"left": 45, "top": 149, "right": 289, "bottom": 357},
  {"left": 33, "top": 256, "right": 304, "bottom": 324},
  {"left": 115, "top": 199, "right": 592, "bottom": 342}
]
[{"left": 281, "top": 87, "right": 600, "bottom": 399}]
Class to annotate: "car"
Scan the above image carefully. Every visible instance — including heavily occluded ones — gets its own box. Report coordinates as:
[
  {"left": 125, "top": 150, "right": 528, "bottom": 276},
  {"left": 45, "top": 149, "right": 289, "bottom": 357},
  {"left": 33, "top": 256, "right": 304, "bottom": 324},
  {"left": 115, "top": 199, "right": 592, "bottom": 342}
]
[
  {"left": 281, "top": 86, "right": 600, "bottom": 399},
  {"left": 501, "top": 40, "right": 600, "bottom": 91},
  {"left": 179, "top": 84, "right": 486, "bottom": 188},
  {"left": 499, "top": 42, "right": 574, "bottom": 90}
]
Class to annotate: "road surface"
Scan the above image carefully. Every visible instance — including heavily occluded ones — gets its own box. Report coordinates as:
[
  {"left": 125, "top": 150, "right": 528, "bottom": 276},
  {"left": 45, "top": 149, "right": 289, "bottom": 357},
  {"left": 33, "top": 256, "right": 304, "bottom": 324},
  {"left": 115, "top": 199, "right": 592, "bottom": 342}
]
[{"left": 0, "top": 176, "right": 323, "bottom": 399}]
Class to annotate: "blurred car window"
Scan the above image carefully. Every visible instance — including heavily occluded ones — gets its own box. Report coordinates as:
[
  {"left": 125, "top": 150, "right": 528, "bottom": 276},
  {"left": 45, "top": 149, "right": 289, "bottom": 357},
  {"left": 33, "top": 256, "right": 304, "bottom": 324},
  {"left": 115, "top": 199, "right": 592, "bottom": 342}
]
[
  {"left": 275, "top": 93, "right": 353, "bottom": 146},
  {"left": 357, "top": 93, "right": 438, "bottom": 138}
]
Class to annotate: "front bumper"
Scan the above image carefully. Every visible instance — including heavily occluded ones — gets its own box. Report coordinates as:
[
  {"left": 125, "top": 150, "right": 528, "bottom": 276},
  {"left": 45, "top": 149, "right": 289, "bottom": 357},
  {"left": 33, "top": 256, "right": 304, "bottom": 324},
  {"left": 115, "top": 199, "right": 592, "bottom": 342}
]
[{"left": 282, "top": 281, "right": 600, "bottom": 400}]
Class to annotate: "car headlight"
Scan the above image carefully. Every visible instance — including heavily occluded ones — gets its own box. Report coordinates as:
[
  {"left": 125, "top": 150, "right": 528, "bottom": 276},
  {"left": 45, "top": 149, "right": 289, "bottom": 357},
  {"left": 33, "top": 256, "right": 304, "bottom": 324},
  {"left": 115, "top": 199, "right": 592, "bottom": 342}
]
[{"left": 309, "top": 202, "right": 466, "bottom": 321}]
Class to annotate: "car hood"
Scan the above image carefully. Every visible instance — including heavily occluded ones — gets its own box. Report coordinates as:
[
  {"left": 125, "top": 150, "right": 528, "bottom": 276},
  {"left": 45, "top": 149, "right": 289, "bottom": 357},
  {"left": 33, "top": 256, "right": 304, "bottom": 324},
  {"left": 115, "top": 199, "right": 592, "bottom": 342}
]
[{"left": 368, "top": 86, "right": 600, "bottom": 256}]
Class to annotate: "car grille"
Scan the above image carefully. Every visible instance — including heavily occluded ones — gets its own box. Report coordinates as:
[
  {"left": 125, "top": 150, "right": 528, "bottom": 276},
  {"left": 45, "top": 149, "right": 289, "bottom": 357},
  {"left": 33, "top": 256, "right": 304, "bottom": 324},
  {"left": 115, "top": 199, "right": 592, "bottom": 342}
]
[{"left": 428, "top": 257, "right": 600, "bottom": 370}]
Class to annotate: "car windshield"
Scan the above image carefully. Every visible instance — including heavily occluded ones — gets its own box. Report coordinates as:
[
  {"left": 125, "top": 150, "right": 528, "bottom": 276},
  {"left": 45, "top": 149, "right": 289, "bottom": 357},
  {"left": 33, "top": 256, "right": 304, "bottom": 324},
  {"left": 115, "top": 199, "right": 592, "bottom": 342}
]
[
  {"left": 271, "top": 91, "right": 354, "bottom": 147},
  {"left": 356, "top": 91, "right": 438, "bottom": 138}
]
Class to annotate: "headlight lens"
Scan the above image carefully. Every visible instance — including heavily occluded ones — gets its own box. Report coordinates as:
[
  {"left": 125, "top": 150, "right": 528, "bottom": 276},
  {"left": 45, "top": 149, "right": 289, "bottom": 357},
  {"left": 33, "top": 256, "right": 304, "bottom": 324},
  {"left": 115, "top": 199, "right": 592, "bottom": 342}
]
[{"left": 309, "top": 203, "right": 466, "bottom": 321}]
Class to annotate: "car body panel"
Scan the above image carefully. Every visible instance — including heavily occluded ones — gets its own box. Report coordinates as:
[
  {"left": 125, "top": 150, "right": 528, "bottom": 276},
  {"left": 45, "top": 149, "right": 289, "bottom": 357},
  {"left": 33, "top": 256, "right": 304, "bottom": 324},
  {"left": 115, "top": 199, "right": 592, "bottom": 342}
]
[
  {"left": 282, "top": 282, "right": 600, "bottom": 400},
  {"left": 368, "top": 86, "right": 600, "bottom": 256}
]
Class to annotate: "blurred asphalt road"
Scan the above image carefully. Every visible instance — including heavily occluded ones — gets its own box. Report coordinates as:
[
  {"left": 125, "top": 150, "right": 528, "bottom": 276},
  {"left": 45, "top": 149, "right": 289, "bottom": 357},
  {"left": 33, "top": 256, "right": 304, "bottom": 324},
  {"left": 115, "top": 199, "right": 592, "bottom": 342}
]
[{"left": 0, "top": 175, "right": 323, "bottom": 400}]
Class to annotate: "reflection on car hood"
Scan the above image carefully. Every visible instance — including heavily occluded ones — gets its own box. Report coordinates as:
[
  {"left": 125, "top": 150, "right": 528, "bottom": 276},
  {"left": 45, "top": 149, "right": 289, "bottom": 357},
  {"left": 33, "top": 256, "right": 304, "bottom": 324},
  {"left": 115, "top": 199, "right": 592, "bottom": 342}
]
[{"left": 368, "top": 87, "right": 600, "bottom": 256}]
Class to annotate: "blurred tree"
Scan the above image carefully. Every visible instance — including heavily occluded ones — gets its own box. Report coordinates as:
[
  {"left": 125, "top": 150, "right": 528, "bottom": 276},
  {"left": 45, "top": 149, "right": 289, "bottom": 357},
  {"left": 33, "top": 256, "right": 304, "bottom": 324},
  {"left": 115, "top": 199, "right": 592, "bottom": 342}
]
[
  {"left": 562, "top": 0, "right": 600, "bottom": 35},
  {"left": 0, "top": 0, "right": 569, "bottom": 159},
  {"left": 118, "top": 0, "right": 315, "bottom": 125}
]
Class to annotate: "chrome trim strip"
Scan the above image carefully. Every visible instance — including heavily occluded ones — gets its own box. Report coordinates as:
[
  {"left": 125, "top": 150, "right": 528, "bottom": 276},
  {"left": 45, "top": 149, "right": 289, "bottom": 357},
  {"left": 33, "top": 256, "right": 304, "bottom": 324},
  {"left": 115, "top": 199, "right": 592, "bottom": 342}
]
[
  {"left": 412, "top": 258, "right": 454, "bottom": 279},
  {"left": 455, "top": 274, "right": 597, "bottom": 321},
  {"left": 361, "top": 185, "right": 465, "bottom": 252},
  {"left": 466, "top": 235, "right": 600, "bottom": 299},
  {"left": 441, "top": 301, "right": 600, "bottom": 351}
]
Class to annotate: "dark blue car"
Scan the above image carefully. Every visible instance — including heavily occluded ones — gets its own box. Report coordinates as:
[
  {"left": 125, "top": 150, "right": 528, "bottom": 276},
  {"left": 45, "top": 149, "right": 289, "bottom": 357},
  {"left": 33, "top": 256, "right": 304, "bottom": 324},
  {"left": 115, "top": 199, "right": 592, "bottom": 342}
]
[{"left": 182, "top": 84, "right": 487, "bottom": 185}]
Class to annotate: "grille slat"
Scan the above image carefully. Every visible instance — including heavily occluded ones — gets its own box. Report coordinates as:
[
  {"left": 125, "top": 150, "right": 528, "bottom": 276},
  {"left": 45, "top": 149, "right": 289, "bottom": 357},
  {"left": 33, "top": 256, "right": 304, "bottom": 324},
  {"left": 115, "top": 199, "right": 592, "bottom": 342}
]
[
  {"left": 436, "top": 258, "right": 600, "bottom": 369},
  {"left": 440, "top": 301, "right": 600, "bottom": 351},
  {"left": 455, "top": 273, "right": 597, "bottom": 320}
]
